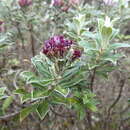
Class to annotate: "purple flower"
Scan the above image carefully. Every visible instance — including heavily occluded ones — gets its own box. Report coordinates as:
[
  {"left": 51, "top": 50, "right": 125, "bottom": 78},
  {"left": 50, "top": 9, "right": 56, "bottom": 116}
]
[
  {"left": 72, "top": 50, "right": 81, "bottom": 60},
  {"left": 42, "top": 35, "right": 82, "bottom": 62},
  {"left": 18, "top": 0, "right": 32, "bottom": 7},
  {"left": 42, "top": 35, "right": 73, "bottom": 58},
  {"left": 52, "top": 0, "right": 64, "bottom": 6}
]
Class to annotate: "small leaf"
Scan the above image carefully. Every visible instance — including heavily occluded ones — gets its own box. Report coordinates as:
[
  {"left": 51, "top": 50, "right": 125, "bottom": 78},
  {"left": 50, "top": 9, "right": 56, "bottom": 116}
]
[
  {"left": 86, "top": 102, "right": 97, "bottom": 112},
  {"left": 36, "top": 101, "right": 49, "bottom": 120},
  {"left": 0, "top": 87, "right": 6, "bottom": 96},
  {"left": 14, "top": 89, "right": 28, "bottom": 95},
  {"left": 31, "top": 55, "right": 52, "bottom": 78},
  {"left": 110, "top": 43, "right": 130, "bottom": 49},
  {"left": 101, "top": 26, "right": 112, "bottom": 39},
  {"left": 20, "top": 71, "right": 37, "bottom": 82},
  {"left": 20, "top": 104, "right": 37, "bottom": 122},
  {"left": 2, "top": 96, "right": 13, "bottom": 111},
  {"left": 55, "top": 86, "right": 70, "bottom": 97},
  {"left": 74, "top": 103, "right": 86, "bottom": 120}
]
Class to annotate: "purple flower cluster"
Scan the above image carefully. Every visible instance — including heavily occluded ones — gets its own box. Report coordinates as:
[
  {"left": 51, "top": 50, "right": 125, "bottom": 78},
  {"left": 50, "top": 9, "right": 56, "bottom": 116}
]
[
  {"left": 18, "top": 0, "right": 32, "bottom": 7},
  {"left": 42, "top": 35, "right": 81, "bottom": 60}
]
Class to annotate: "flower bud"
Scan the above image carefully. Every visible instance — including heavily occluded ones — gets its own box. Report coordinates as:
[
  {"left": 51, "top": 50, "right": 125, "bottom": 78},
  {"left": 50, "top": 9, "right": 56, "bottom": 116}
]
[
  {"left": 18, "top": 0, "right": 32, "bottom": 7},
  {"left": 52, "top": 0, "right": 64, "bottom": 6},
  {"left": 72, "top": 50, "right": 81, "bottom": 60}
]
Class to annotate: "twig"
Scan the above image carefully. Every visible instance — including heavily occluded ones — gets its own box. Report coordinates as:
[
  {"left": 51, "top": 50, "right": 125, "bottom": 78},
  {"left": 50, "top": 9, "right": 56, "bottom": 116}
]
[
  {"left": 29, "top": 24, "right": 35, "bottom": 57},
  {"left": 90, "top": 67, "right": 96, "bottom": 92},
  {"left": 107, "top": 78, "right": 126, "bottom": 118},
  {"left": 16, "top": 22, "right": 26, "bottom": 51},
  {"left": 103, "top": 78, "right": 126, "bottom": 130},
  {"left": 86, "top": 67, "right": 97, "bottom": 130},
  {"left": 0, "top": 111, "right": 19, "bottom": 121}
]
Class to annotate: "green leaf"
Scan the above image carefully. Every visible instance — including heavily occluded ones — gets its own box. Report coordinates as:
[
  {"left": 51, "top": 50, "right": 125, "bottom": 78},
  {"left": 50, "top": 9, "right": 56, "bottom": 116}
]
[
  {"left": 20, "top": 104, "right": 38, "bottom": 122},
  {"left": 0, "top": 87, "right": 6, "bottom": 96},
  {"left": 2, "top": 96, "right": 13, "bottom": 111},
  {"left": 31, "top": 55, "right": 52, "bottom": 78},
  {"left": 36, "top": 101, "right": 49, "bottom": 120},
  {"left": 14, "top": 89, "right": 28, "bottom": 95},
  {"left": 82, "top": 31, "right": 96, "bottom": 39},
  {"left": 74, "top": 103, "right": 86, "bottom": 120},
  {"left": 86, "top": 102, "right": 97, "bottom": 112},
  {"left": 63, "top": 66, "right": 79, "bottom": 78},
  {"left": 28, "top": 79, "right": 54, "bottom": 89},
  {"left": 20, "top": 71, "right": 37, "bottom": 82},
  {"left": 78, "top": 40, "right": 97, "bottom": 52},
  {"left": 103, "top": 53, "right": 124, "bottom": 64},
  {"left": 60, "top": 76, "right": 84, "bottom": 88},
  {"left": 21, "top": 93, "right": 31, "bottom": 103},
  {"left": 20, "top": 71, "right": 53, "bottom": 89},
  {"left": 32, "top": 89, "right": 52, "bottom": 99},
  {"left": 110, "top": 29, "right": 119, "bottom": 40},
  {"left": 55, "top": 86, "right": 70, "bottom": 97},
  {"left": 110, "top": 43, "right": 130, "bottom": 49},
  {"left": 14, "top": 89, "right": 31, "bottom": 103},
  {"left": 101, "top": 26, "right": 112, "bottom": 40}
]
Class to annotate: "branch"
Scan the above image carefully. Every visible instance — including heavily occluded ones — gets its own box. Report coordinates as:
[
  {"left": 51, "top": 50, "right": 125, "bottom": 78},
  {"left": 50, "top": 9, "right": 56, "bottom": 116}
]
[
  {"left": 0, "top": 111, "right": 19, "bottom": 121},
  {"left": 107, "top": 78, "right": 126, "bottom": 118},
  {"left": 16, "top": 22, "right": 26, "bottom": 51},
  {"left": 29, "top": 24, "right": 35, "bottom": 57},
  {"left": 90, "top": 67, "right": 96, "bottom": 92}
]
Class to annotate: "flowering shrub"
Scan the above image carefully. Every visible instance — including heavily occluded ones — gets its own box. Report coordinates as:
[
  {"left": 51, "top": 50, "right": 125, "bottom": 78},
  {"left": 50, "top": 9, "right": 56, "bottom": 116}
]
[
  {"left": 17, "top": 15, "right": 130, "bottom": 122},
  {"left": 0, "top": 0, "right": 130, "bottom": 130}
]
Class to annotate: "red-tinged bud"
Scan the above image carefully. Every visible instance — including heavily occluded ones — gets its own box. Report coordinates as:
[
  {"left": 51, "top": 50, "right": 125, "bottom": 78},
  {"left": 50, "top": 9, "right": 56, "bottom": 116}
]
[
  {"left": 61, "top": 6, "right": 70, "bottom": 12},
  {"left": 52, "top": 0, "right": 64, "bottom": 6},
  {"left": 18, "top": 0, "right": 32, "bottom": 7},
  {"left": 72, "top": 50, "right": 82, "bottom": 60}
]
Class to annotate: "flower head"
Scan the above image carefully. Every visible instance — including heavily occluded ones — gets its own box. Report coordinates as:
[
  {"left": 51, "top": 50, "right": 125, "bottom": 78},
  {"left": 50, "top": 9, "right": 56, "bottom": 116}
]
[
  {"left": 42, "top": 35, "right": 82, "bottom": 62},
  {"left": 42, "top": 35, "right": 73, "bottom": 58},
  {"left": 18, "top": 0, "right": 32, "bottom": 7}
]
